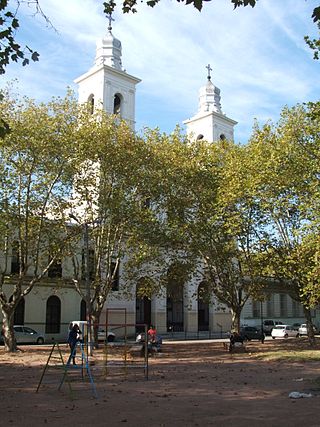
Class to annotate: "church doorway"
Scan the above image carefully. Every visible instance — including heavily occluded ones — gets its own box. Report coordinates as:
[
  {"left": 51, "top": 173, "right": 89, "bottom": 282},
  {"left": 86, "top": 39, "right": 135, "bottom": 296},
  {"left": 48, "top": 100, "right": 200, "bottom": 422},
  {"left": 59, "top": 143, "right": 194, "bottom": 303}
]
[
  {"left": 198, "top": 282, "right": 209, "bottom": 331},
  {"left": 166, "top": 264, "right": 185, "bottom": 332},
  {"left": 136, "top": 278, "right": 152, "bottom": 333}
]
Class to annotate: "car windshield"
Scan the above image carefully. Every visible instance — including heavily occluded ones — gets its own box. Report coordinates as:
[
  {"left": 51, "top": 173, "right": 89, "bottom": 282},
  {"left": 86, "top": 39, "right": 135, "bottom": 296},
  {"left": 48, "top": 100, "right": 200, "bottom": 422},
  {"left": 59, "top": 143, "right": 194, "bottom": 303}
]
[{"left": 275, "top": 325, "right": 285, "bottom": 329}]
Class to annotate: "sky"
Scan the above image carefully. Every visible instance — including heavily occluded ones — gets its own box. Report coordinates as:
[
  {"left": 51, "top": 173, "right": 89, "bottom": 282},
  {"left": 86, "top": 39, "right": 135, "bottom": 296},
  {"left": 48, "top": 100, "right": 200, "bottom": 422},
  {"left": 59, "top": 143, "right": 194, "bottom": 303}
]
[{"left": 1, "top": 0, "right": 320, "bottom": 143}]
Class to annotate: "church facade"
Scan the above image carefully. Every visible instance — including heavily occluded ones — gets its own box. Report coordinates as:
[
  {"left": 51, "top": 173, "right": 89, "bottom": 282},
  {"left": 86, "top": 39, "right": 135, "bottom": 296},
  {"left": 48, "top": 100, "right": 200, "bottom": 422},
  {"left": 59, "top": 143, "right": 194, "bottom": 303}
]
[{"left": 0, "top": 23, "right": 318, "bottom": 343}]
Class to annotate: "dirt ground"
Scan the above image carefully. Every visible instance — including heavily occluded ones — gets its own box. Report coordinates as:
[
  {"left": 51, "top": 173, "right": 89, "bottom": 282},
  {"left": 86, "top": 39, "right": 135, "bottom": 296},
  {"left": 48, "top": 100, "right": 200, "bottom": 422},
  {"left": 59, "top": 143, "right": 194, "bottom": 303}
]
[{"left": 1, "top": 338, "right": 320, "bottom": 427}]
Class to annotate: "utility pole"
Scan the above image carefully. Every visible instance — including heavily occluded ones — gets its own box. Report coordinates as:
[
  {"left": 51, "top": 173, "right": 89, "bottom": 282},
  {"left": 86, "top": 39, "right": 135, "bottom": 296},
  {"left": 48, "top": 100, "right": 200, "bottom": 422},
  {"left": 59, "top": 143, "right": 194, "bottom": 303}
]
[
  {"left": 70, "top": 214, "right": 92, "bottom": 355},
  {"left": 83, "top": 222, "right": 92, "bottom": 354}
]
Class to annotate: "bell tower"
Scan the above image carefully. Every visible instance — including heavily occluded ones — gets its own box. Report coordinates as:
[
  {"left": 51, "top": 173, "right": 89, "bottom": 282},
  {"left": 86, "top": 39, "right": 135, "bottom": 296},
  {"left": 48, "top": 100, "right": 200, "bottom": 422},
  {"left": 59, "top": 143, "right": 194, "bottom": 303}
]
[
  {"left": 183, "top": 65, "right": 237, "bottom": 142},
  {"left": 74, "top": 17, "right": 141, "bottom": 129}
]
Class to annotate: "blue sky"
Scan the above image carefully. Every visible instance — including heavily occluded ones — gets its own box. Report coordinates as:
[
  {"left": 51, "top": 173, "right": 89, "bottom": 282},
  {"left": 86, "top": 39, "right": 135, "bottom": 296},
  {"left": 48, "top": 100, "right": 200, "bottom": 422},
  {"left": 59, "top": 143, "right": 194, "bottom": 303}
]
[{"left": 2, "top": 0, "right": 320, "bottom": 143}]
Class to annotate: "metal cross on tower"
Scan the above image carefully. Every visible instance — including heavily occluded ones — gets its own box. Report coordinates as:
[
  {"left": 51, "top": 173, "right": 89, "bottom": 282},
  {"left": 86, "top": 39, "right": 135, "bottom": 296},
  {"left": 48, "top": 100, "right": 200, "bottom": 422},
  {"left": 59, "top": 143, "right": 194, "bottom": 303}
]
[
  {"left": 206, "top": 64, "right": 212, "bottom": 80},
  {"left": 107, "top": 14, "right": 115, "bottom": 31}
]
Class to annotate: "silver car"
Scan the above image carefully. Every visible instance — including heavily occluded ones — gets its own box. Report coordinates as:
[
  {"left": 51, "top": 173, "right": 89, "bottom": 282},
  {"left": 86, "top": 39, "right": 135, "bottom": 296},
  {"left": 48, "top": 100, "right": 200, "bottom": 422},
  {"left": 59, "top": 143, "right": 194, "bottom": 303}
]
[{"left": 13, "top": 325, "right": 45, "bottom": 344}]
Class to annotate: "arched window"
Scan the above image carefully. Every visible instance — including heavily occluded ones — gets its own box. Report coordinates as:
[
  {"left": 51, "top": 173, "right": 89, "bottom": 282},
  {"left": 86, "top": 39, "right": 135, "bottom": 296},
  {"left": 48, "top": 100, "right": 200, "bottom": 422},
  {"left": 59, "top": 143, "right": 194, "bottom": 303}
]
[
  {"left": 11, "top": 241, "right": 23, "bottom": 274},
  {"left": 9, "top": 296, "right": 25, "bottom": 325},
  {"left": 88, "top": 94, "right": 94, "bottom": 114},
  {"left": 45, "top": 296, "right": 61, "bottom": 333},
  {"left": 48, "top": 257, "right": 62, "bottom": 278},
  {"left": 219, "top": 133, "right": 226, "bottom": 141},
  {"left": 198, "top": 282, "right": 209, "bottom": 331},
  {"left": 166, "top": 263, "right": 186, "bottom": 332},
  {"left": 136, "top": 278, "right": 153, "bottom": 333},
  {"left": 113, "top": 94, "right": 121, "bottom": 115},
  {"left": 196, "top": 134, "right": 204, "bottom": 140},
  {"left": 14, "top": 298, "right": 25, "bottom": 325},
  {"left": 80, "top": 299, "right": 86, "bottom": 321}
]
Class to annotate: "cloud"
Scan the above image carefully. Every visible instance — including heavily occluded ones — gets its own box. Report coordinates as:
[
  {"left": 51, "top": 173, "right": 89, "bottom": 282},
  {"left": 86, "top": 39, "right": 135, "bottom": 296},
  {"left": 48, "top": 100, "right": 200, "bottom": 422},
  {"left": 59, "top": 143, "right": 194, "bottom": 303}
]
[{"left": 1, "top": 0, "right": 319, "bottom": 143}]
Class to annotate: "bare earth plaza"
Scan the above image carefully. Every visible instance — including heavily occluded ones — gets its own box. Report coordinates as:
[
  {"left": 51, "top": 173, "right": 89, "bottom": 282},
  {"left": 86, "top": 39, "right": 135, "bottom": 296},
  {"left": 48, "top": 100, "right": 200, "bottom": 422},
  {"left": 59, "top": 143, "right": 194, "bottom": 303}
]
[
  {"left": 1, "top": 1, "right": 320, "bottom": 426},
  {"left": 0, "top": 338, "right": 320, "bottom": 427}
]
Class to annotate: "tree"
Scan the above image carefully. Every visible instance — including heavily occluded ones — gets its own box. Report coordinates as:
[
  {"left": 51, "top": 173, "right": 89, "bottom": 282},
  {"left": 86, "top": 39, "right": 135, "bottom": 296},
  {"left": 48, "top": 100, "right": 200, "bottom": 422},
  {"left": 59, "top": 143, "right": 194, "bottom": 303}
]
[
  {"left": 174, "top": 139, "right": 269, "bottom": 332},
  {"left": 103, "top": 0, "right": 320, "bottom": 21},
  {"left": 66, "top": 110, "right": 166, "bottom": 345},
  {"left": 305, "top": 22, "right": 320, "bottom": 60},
  {"left": 0, "top": 91, "right": 78, "bottom": 351},
  {"left": 247, "top": 103, "right": 320, "bottom": 345},
  {"left": 131, "top": 130, "right": 268, "bottom": 333},
  {"left": 0, "top": 0, "right": 42, "bottom": 75}
]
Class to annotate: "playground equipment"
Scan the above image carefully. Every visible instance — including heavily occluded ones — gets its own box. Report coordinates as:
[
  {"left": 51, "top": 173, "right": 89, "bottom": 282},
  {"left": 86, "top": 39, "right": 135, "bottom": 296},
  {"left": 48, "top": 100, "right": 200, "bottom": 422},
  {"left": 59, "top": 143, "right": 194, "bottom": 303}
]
[
  {"left": 36, "top": 341, "right": 97, "bottom": 398},
  {"left": 97, "top": 308, "right": 149, "bottom": 379}
]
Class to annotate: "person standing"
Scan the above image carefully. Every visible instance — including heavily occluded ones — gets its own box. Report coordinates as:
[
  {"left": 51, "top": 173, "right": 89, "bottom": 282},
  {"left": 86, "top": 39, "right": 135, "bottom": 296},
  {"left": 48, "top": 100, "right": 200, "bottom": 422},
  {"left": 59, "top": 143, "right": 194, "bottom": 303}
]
[{"left": 67, "top": 323, "right": 81, "bottom": 365}]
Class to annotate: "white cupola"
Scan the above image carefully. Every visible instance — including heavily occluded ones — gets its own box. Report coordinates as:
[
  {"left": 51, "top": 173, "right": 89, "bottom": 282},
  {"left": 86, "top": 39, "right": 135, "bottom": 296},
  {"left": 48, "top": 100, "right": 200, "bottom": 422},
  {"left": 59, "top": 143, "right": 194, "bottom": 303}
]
[
  {"left": 74, "top": 16, "right": 141, "bottom": 129},
  {"left": 183, "top": 64, "right": 237, "bottom": 142},
  {"left": 95, "top": 25, "right": 123, "bottom": 69}
]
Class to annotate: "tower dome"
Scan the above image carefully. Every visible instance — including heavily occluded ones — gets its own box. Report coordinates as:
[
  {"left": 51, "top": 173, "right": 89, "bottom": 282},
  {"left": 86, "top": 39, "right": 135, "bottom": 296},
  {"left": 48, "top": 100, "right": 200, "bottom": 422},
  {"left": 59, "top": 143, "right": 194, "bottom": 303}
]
[
  {"left": 183, "top": 64, "right": 237, "bottom": 142},
  {"left": 94, "top": 19, "right": 122, "bottom": 70},
  {"left": 198, "top": 66, "right": 222, "bottom": 114}
]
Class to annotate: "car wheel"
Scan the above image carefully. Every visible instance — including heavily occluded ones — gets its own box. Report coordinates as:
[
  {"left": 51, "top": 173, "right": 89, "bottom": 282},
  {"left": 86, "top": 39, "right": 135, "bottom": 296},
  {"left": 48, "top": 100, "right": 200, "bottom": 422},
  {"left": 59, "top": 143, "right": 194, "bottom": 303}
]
[
  {"left": 296, "top": 334, "right": 299, "bottom": 338},
  {"left": 37, "top": 337, "right": 44, "bottom": 344},
  {"left": 107, "top": 335, "right": 115, "bottom": 343},
  {"left": 284, "top": 334, "right": 288, "bottom": 338},
  {"left": 272, "top": 336, "right": 275, "bottom": 339}
]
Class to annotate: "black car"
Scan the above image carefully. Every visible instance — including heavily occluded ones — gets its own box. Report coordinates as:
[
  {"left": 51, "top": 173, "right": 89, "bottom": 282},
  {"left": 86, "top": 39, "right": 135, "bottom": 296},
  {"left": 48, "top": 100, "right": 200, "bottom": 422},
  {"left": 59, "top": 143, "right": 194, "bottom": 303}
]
[{"left": 240, "top": 326, "right": 265, "bottom": 341}]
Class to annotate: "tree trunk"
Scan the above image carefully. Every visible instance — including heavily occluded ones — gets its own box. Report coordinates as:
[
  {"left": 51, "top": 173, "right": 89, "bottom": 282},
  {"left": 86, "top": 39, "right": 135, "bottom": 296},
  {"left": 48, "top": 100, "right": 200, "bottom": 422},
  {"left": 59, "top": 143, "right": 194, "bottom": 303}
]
[
  {"left": 91, "top": 311, "right": 100, "bottom": 349},
  {"left": 1, "top": 309, "right": 17, "bottom": 352},
  {"left": 231, "top": 307, "right": 241, "bottom": 333},
  {"left": 303, "top": 306, "right": 316, "bottom": 346}
]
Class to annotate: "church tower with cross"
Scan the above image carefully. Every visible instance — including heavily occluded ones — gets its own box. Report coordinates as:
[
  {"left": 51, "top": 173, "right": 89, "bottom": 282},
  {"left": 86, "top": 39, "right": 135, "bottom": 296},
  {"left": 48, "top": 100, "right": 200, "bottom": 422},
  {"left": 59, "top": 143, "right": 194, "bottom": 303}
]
[
  {"left": 74, "top": 17, "right": 141, "bottom": 129},
  {"left": 183, "top": 65, "right": 237, "bottom": 142}
]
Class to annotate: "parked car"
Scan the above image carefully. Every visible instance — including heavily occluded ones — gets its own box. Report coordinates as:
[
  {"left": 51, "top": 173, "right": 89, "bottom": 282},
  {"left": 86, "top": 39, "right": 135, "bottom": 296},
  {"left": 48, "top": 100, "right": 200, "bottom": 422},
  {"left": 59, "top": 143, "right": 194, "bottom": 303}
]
[
  {"left": 11, "top": 326, "right": 45, "bottom": 344},
  {"left": 298, "top": 323, "right": 317, "bottom": 336},
  {"left": 71, "top": 321, "right": 115, "bottom": 343},
  {"left": 271, "top": 325, "right": 299, "bottom": 339},
  {"left": 263, "top": 320, "right": 283, "bottom": 335},
  {"left": 292, "top": 323, "right": 302, "bottom": 331},
  {"left": 98, "top": 328, "right": 116, "bottom": 342},
  {"left": 240, "top": 326, "right": 265, "bottom": 341}
]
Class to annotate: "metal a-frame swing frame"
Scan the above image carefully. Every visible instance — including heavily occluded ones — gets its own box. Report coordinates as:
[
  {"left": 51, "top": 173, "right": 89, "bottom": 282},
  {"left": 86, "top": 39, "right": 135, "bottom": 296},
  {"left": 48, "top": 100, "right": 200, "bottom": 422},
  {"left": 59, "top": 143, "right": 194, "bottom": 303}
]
[{"left": 36, "top": 341, "right": 97, "bottom": 399}]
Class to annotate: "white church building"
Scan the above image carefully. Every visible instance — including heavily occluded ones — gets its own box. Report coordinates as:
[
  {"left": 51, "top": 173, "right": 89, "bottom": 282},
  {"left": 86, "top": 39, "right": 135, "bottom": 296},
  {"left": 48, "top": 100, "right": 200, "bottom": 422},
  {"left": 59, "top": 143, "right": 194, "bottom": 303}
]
[{"left": 1, "top": 22, "right": 318, "bottom": 342}]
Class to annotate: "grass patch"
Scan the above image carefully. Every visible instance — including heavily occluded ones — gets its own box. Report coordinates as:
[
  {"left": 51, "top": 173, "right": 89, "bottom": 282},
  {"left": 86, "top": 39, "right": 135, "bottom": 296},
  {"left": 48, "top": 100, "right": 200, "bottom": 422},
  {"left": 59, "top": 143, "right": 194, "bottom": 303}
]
[{"left": 253, "top": 349, "right": 320, "bottom": 362}]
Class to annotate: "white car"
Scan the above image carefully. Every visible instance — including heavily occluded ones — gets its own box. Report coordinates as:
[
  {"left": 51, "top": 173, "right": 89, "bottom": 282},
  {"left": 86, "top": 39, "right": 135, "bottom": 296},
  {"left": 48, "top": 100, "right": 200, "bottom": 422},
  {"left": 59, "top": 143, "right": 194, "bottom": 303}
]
[
  {"left": 71, "top": 321, "right": 115, "bottom": 343},
  {"left": 271, "top": 325, "right": 299, "bottom": 339},
  {"left": 98, "top": 328, "right": 115, "bottom": 342},
  {"left": 13, "top": 326, "right": 45, "bottom": 344},
  {"left": 298, "top": 323, "right": 317, "bottom": 336}
]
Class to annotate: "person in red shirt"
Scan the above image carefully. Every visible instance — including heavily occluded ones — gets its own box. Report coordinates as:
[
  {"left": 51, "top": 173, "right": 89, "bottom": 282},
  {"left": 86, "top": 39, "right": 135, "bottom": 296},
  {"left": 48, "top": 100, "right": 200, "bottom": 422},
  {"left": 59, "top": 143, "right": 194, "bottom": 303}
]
[{"left": 148, "top": 325, "right": 157, "bottom": 343}]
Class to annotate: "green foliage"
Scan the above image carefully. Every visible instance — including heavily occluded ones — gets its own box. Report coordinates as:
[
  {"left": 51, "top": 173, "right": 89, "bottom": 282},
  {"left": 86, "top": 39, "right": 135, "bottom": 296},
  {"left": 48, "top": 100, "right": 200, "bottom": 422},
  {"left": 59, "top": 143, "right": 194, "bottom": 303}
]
[
  {"left": 102, "top": 0, "right": 319, "bottom": 27},
  {"left": 248, "top": 102, "right": 320, "bottom": 312},
  {"left": 0, "top": 0, "right": 40, "bottom": 74},
  {"left": 103, "top": 0, "right": 258, "bottom": 14},
  {"left": 305, "top": 22, "right": 320, "bottom": 60},
  {"left": 0, "top": 89, "right": 80, "bottom": 351}
]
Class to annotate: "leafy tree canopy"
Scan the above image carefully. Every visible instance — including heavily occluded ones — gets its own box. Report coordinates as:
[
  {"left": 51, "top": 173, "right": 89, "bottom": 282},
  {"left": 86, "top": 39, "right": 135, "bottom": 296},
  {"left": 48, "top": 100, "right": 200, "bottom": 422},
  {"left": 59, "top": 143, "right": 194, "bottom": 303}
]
[
  {"left": 103, "top": 0, "right": 320, "bottom": 22},
  {"left": 0, "top": 0, "right": 42, "bottom": 75}
]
